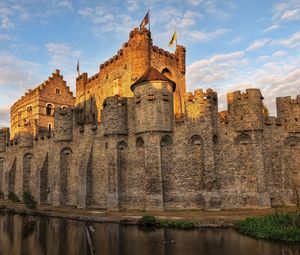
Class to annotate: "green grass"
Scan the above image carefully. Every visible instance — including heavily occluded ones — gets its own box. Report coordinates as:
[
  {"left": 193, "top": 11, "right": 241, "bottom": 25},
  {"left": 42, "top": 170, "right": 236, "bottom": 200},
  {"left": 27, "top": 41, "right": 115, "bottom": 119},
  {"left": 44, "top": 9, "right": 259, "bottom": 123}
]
[
  {"left": 23, "top": 191, "right": 37, "bottom": 209},
  {"left": 138, "top": 215, "right": 195, "bottom": 230},
  {"left": 8, "top": 191, "right": 20, "bottom": 202},
  {"left": 235, "top": 211, "right": 300, "bottom": 242}
]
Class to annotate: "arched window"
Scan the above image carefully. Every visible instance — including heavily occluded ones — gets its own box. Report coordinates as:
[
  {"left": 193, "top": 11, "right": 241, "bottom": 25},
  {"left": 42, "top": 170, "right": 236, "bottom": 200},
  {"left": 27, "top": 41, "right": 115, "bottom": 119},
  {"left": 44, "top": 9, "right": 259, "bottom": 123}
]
[
  {"left": 189, "top": 135, "right": 202, "bottom": 145},
  {"left": 160, "top": 135, "right": 173, "bottom": 147},
  {"left": 235, "top": 133, "right": 252, "bottom": 145},
  {"left": 117, "top": 141, "right": 127, "bottom": 150},
  {"left": 46, "top": 104, "right": 53, "bottom": 116},
  {"left": 136, "top": 137, "right": 144, "bottom": 148},
  {"left": 161, "top": 68, "right": 172, "bottom": 79},
  {"left": 285, "top": 136, "right": 300, "bottom": 147}
]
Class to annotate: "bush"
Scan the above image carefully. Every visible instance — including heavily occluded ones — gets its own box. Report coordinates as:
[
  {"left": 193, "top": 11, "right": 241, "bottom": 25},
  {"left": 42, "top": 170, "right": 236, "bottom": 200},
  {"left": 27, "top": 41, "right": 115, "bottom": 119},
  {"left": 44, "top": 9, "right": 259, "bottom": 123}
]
[
  {"left": 138, "top": 215, "right": 195, "bottom": 230},
  {"left": 235, "top": 211, "right": 300, "bottom": 242},
  {"left": 8, "top": 191, "right": 20, "bottom": 202},
  {"left": 23, "top": 191, "right": 37, "bottom": 209}
]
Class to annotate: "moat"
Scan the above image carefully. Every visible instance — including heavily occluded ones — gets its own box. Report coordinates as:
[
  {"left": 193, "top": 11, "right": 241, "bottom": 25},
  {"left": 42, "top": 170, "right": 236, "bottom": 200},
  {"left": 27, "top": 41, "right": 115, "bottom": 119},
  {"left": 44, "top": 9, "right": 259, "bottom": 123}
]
[{"left": 0, "top": 214, "right": 299, "bottom": 255}]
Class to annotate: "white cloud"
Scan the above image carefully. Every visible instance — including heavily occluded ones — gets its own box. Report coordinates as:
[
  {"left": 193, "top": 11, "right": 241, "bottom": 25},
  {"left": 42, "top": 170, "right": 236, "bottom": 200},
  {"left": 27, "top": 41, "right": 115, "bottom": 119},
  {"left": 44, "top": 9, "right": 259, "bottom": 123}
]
[
  {"left": 272, "top": 50, "right": 286, "bottom": 58},
  {"left": 263, "top": 24, "right": 279, "bottom": 33},
  {"left": 0, "top": 34, "right": 10, "bottom": 41},
  {"left": 0, "top": 105, "right": 10, "bottom": 127},
  {"left": 188, "top": 28, "right": 229, "bottom": 42},
  {"left": 281, "top": 8, "right": 300, "bottom": 21},
  {"left": 272, "top": 0, "right": 300, "bottom": 23},
  {"left": 46, "top": 42, "right": 82, "bottom": 90},
  {"left": 273, "top": 31, "right": 300, "bottom": 49},
  {"left": 57, "top": 1, "right": 73, "bottom": 10},
  {"left": 246, "top": 38, "right": 270, "bottom": 51}
]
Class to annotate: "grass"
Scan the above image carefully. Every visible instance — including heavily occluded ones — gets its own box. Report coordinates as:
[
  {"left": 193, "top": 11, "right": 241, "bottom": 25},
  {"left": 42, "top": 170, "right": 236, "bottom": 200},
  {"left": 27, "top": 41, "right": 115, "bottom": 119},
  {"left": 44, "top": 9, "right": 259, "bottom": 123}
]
[
  {"left": 8, "top": 191, "right": 20, "bottom": 202},
  {"left": 138, "top": 215, "right": 196, "bottom": 230},
  {"left": 235, "top": 211, "right": 300, "bottom": 242},
  {"left": 23, "top": 191, "right": 37, "bottom": 209}
]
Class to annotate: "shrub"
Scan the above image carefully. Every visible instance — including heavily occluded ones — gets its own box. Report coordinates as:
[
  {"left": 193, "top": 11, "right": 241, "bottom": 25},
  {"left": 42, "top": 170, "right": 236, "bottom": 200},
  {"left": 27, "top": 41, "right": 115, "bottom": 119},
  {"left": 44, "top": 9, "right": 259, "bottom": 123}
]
[
  {"left": 8, "top": 191, "right": 20, "bottom": 202},
  {"left": 23, "top": 191, "right": 37, "bottom": 209},
  {"left": 138, "top": 215, "right": 157, "bottom": 227},
  {"left": 235, "top": 211, "right": 300, "bottom": 242},
  {"left": 138, "top": 215, "right": 195, "bottom": 230}
]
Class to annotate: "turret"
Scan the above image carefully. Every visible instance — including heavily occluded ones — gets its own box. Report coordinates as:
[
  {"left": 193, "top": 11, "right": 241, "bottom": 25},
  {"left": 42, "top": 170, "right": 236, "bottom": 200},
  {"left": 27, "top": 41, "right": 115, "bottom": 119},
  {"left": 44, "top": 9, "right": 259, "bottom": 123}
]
[
  {"left": 128, "top": 27, "right": 151, "bottom": 81},
  {"left": 276, "top": 95, "right": 300, "bottom": 133},
  {"left": 185, "top": 88, "right": 218, "bottom": 122},
  {"left": 54, "top": 108, "right": 74, "bottom": 141},
  {"left": 101, "top": 96, "right": 128, "bottom": 136},
  {"left": 0, "top": 128, "right": 9, "bottom": 152},
  {"left": 227, "top": 89, "right": 264, "bottom": 131},
  {"left": 175, "top": 45, "right": 186, "bottom": 74},
  {"left": 131, "top": 67, "right": 176, "bottom": 134}
]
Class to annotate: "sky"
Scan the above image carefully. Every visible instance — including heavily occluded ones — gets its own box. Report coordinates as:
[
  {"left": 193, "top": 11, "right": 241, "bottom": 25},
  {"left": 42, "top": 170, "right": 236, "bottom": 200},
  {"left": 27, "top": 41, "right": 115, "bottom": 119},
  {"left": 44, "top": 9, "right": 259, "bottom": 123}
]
[{"left": 0, "top": 0, "right": 299, "bottom": 127}]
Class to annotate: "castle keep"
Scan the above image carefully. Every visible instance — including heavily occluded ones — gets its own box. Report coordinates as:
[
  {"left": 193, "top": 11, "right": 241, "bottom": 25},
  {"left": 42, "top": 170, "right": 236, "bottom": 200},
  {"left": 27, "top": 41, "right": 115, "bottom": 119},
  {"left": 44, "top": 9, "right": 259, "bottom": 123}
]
[{"left": 0, "top": 27, "right": 299, "bottom": 211}]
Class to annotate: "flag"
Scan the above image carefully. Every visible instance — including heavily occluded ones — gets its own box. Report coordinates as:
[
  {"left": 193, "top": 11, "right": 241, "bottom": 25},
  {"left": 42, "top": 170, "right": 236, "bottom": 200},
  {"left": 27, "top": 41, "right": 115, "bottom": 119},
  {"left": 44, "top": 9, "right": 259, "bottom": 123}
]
[
  {"left": 140, "top": 11, "right": 149, "bottom": 29},
  {"left": 77, "top": 60, "right": 80, "bottom": 76},
  {"left": 169, "top": 31, "right": 177, "bottom": 47}
]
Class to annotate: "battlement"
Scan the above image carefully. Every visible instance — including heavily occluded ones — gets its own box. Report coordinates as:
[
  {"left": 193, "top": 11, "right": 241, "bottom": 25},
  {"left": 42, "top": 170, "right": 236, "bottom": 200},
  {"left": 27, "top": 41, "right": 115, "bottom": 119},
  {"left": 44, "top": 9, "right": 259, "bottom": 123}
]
[
  {"left": 276, "top": 95, "right": 300, "bottom": 133},
  {"left": 227, "top": 88, "right": 264, "bottom": 103},
  {"left": 227, "top": 89, "right": 264, "bottom": 131},
  {"left": 185, "top": 89, "right": 218, "bottom": 104}
]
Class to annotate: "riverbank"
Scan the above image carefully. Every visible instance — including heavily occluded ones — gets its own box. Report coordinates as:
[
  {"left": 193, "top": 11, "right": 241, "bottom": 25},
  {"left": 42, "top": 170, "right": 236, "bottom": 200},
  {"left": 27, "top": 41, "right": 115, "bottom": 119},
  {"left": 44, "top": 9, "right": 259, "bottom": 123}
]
[{"left": 0, "top": 200, "right": 296, "bottom": 228}]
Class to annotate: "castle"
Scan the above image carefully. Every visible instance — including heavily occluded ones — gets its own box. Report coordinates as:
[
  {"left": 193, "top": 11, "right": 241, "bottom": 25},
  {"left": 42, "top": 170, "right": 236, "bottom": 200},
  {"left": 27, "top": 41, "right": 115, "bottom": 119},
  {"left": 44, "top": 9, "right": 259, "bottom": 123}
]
[{"left": 0, "top": 27, "right": 299, "bottom": 211}]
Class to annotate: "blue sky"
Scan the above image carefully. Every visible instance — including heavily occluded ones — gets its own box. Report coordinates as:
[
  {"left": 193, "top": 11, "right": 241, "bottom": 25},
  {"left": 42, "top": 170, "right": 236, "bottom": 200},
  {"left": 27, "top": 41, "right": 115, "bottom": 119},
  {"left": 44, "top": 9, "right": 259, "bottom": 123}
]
[{"left": 0, "top": 0, "right": 300, "bottom": 127}]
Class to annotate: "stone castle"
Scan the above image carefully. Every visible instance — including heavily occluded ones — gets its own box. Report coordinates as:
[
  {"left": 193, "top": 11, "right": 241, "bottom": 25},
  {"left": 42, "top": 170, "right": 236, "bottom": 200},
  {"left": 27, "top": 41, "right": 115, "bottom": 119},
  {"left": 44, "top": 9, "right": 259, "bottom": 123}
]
[{"left": 0, "top": 27, "right": 299, "bottom": 211}]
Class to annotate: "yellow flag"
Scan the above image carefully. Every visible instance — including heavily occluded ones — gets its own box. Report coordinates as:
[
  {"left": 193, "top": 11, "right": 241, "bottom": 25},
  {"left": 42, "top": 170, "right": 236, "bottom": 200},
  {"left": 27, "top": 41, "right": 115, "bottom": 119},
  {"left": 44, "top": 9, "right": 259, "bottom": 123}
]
[{"left": 168, "top": 31, "right": 177, "bottom": 47}]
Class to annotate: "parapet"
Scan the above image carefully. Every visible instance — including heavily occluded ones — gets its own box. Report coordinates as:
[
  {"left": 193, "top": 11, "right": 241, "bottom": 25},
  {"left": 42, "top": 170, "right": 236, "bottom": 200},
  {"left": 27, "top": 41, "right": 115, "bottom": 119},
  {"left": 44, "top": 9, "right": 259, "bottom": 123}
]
[
  {"left": 227, "top": 89, "right": 264, "bottom": 131},
  {"left": 184, "top": 89, "right": 218, "bottom": 121},
  {"left": 276, "top": 95, "right": 300, "bottom": 133},
  {"left": 101, "top": 96, "right": 128, "bottom": 136},
  {"left": 0, "top": 128, "right": 9, "bottom": 152},
  {"left": 185, "top": 89, "right": 218, "bottom": 105},
  {"left": 54, "top": 108, "right": 74, "bottom": 141}
]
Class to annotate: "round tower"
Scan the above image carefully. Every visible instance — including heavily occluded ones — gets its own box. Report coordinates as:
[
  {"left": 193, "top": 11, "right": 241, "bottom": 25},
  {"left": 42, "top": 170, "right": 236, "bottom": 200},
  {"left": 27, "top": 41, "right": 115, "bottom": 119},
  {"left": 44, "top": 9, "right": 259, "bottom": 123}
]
[
  {"left": 54, "top": 108, "right": 74, "bottom": 141},
  {"left": 101, "top": 96, "right": 128, "bottom": 136},
  {"left": 131, "top": 67, "right": 176, "bottom": 134}
]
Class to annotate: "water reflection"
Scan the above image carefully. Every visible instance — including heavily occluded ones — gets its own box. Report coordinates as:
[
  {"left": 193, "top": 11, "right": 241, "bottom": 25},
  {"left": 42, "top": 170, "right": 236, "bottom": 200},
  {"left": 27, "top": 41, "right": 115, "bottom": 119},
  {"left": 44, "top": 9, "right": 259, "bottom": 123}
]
[{"left": 0, "top": 214, "right": 299, "bottom": 255}]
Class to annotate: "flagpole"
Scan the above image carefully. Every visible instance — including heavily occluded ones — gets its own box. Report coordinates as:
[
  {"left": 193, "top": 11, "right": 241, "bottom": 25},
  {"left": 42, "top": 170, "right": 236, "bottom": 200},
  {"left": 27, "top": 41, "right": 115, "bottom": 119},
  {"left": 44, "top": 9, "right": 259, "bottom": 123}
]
[
  {"left": 148, "top": 9, "right": 150, "bottom": 31},
  {"left": 148, "top": 9, "right": 151, "bottom": 68}
]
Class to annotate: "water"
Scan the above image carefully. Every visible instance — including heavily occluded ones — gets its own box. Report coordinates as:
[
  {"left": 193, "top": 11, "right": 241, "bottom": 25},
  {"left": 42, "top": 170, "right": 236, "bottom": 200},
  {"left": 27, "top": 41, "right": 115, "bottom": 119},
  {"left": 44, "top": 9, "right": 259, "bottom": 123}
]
[{"left": 0, "top": 214, "right": 299, "bottom": 255}]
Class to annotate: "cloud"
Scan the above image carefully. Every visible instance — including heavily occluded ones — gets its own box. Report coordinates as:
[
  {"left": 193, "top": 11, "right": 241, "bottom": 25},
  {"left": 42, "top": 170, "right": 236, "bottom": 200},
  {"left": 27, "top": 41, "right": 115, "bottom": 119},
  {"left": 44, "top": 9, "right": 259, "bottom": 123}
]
[
  {"left": 187, "top": 51, "right": 246, "bottom": 87},
  {"left": 273, "top": 31, "right": 300, "bottom": 49},
  {"left": 0, "top": 105, "right": 10, "bottom": 127},
  {"left": 57, "top": 1, "right": 73, "bottom": 10},
  {"left": 246, "top": 38, "right": 270, "bottom": 51},
  {"left": 0, "top": 34, "right": 10, "bottom": 41},
  {"left": 281, "top": 8, "right": 300, "bottom": 21},
  {"left": 46, "top": 42, "right": 82, "bottom": 90},
  {"left": 188, "top": 28, "right": 229, "bottom": 42},
  {"left": 272, "top": 0, "right": 300, "bottom": 23},
  {"left": 263, "top": 24, "right": 279, "bottom": 33},
  {"left": 78, "top": 6, "right": 137, "bottom": 36},
  {"left": 186, "top": 32, "right": 300, "bottom": 115}
]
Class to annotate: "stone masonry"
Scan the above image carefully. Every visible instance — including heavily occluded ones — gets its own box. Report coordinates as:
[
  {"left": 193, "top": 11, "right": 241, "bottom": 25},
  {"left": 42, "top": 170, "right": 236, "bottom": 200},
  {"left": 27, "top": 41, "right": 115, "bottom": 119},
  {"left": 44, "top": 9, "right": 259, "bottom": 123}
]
[{"left": 0, "top": 27, "right": 299, "bottom": 211}]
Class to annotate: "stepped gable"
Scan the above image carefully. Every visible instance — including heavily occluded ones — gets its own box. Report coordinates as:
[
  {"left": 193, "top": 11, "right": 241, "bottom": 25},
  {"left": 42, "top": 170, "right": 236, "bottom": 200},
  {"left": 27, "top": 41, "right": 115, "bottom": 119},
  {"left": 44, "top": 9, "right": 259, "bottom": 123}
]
[{"left": 130, "top": 66, "right": 176, "bottom": 91}]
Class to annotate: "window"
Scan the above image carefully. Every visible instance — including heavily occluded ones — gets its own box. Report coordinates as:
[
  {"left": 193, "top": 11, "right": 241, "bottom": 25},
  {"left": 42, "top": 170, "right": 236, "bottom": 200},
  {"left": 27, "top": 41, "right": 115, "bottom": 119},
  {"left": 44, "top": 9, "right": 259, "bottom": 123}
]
[
  {"left": 48, "top": 124, "right": 52, "bottom": 132},
  {"left": 27, "top": 106, "right": 32, "bottom": 116},
  {"left": 147, "top": 92, "right": 155, "bottom": 101},
  {"left": 46, "top": 104, "right": 53, "bottom": 116},
  {"left": 135, "top": 94, "right": 141, "bottom": 104},
  {"left": 56, "top": 88, "right": 61, "bottom": 94},
  {"left": 18, "top": 111, "right": 21, "bottom": 121},
  {"left": 162, "top": 91, "right": 169, "bottom": 101}
]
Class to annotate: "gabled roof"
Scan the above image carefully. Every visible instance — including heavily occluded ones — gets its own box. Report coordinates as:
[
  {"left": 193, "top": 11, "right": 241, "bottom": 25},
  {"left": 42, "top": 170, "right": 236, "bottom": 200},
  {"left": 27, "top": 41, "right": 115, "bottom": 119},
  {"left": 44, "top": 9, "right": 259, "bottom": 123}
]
[{"left": 130, "top": 67, "right": 176, "bottom": 91}]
